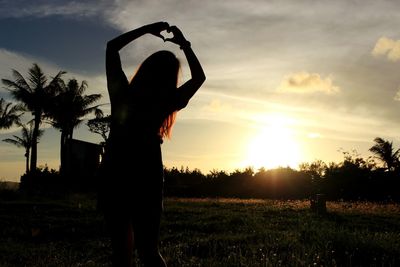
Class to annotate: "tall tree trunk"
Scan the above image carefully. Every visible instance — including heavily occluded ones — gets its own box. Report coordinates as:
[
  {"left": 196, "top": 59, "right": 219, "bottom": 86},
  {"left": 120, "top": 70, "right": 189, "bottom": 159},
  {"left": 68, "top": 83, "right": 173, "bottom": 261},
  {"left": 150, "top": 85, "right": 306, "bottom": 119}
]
[
  {"left": 30, "top": 111, "right": 41, "bottom": 172},
  {"left": 25, "top": 148, "right": 30, "bottom": 174},
  {"left": 63, "top": 128, "right": 74, "bottom": 176},
  {"left": 60, "top": 130, "right": 67, "bottom": 175}
]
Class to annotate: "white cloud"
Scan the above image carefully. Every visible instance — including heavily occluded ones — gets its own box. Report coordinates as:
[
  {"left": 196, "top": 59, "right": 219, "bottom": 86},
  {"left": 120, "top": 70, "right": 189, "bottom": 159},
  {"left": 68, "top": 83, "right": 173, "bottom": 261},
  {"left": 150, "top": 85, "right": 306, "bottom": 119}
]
[
  {"left": 372, "top": 37, "right": 400, "bottom": 62},
  {"left": 277, "top": 72, "right": 340, "bottom": 94},
  {"left": 307, "top": 132, "right": 322, "bottom": 139}
]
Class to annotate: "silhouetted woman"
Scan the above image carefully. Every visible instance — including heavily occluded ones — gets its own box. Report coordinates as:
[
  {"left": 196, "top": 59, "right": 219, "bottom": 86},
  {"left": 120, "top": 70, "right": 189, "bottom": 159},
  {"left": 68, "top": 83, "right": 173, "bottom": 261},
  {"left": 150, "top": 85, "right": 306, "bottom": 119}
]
[{"left": 99, "top": 22, "right": 205, "bottom": 267}]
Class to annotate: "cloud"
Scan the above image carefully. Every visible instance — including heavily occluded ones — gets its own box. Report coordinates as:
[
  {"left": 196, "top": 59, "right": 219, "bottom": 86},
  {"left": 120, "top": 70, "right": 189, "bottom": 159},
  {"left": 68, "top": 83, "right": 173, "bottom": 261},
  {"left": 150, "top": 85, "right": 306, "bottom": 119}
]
[
  {"left": 307, "top": 132, "right": 322, "bottom": 139},
  {"left": 277, "top": 72, "right": 340, "bottom": 94},
  {"left": 394, "top": 87, "right": 400, "bottom": 101},
  {"left": 372, "top": 37, "right": 400, "bottom": 62},
  {"left": 203, "top": 99, "right": 232, "bottom": 112},
  {"left": 0, "top": 0, "right": 111, "bottom": 18}
]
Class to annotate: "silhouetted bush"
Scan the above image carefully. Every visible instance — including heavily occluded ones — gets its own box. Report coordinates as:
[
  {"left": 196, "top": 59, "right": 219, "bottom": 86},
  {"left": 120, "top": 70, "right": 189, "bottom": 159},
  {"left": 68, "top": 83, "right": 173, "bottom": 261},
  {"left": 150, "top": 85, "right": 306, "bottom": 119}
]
[
  {"left": 164, "top": 151, "right": 400, "bottom": 202},
  {"left": 0, "top": 180, "right": 19, "bottom": 200},
  {"left": 164, "top": 166, "right": 313, "bottom": 199},
  {"left": 16, "top": 152, "right": 400, "bottom": 202},
  {"left": 19, "top": 166, "right": 66, "bottom": 196}
]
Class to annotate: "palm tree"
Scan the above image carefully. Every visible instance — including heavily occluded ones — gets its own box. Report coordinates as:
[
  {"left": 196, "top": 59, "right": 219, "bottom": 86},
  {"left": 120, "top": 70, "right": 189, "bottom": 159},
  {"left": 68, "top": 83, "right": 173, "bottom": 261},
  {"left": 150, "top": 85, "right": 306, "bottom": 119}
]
[
  {"left": 45, "top": 78, "right": 102, "bottom": 174},
  {"left": 369, "top": 137, "right": 400, "bottom": 172},
  {"left": 2, "top": 63, "right": 65, "bottom": 172},
  {"left": 0, "top": 98, "right": 24, "bottom": 129},
  {"left": 2, "top": 121, "right": 44, "bottom": 174}
]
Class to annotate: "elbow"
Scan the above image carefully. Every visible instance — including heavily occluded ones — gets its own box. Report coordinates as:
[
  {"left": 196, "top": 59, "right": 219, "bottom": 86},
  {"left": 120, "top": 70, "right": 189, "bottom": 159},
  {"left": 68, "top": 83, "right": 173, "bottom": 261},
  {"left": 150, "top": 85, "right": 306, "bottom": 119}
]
[
  {"left": 192, "top": 76, "right": 205, "bottom": 89},
  {"left": 106, "top": 41, "right": 113, "bottom": 51},
  {"left": 200, "top": 73, "right": 206, "bottom": 84},
  {"left": 197, "top": 72, "right": 206, "bottom": 86},
  {"left": 106, "top": 40, "right": 117, "bottom": 52}
]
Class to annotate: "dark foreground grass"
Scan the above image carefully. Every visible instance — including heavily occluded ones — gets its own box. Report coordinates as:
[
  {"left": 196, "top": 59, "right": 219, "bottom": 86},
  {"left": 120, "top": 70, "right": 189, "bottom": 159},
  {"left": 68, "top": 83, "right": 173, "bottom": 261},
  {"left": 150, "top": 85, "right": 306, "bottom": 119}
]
[{"left": 0, "top": 195, "right": 399, "bottom": 267}]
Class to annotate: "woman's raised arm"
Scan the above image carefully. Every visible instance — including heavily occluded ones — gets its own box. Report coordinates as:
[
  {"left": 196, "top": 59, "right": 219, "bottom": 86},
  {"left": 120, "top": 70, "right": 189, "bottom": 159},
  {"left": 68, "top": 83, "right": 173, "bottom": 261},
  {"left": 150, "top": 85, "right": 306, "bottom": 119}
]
[
  {"left": 166, "top": 26, "right": 206, "bottom": 108},
  {"left": 106, "top": 22, "right": 169, "bottom": 97}
]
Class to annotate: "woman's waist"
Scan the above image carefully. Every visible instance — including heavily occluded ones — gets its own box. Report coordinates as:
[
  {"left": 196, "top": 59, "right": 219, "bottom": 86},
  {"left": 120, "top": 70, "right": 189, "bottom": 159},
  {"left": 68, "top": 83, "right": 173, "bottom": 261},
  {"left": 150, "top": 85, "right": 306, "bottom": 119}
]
[
  {"left": 103, "top": 140, "right": 162, "bottom": 164},
  {"left": 109, "top": 130, "right": 162, "bottom": 143}
]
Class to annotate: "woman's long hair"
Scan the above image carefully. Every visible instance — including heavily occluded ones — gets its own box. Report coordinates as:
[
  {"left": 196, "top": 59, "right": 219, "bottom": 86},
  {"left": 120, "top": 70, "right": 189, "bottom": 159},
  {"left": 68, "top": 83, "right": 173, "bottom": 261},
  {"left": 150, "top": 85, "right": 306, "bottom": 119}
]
[{"left": 130, "top": 50, "right": 180, "bottom": 139}]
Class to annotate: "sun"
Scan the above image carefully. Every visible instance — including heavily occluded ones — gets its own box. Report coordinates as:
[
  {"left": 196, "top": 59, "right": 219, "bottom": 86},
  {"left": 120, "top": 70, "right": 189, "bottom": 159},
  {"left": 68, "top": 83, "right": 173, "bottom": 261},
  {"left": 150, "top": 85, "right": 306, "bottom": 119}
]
[{"left": 243, "top": 114, "right": 302, "bottom": 170}]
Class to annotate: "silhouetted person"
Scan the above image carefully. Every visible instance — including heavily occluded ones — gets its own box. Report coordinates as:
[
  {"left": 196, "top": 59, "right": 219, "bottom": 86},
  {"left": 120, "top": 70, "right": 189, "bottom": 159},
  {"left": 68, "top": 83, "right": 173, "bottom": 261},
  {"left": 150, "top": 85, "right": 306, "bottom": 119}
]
[{"left": 98, "top": 22, "right": 205, "bottom": 267}]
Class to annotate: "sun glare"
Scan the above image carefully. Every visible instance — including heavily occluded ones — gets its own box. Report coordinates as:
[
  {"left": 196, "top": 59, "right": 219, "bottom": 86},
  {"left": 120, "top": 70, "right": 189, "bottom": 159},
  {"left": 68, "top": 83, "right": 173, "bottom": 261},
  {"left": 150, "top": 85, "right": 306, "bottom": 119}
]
[{"left": 243, "top": 114, "right": 302, "bottom": 170}]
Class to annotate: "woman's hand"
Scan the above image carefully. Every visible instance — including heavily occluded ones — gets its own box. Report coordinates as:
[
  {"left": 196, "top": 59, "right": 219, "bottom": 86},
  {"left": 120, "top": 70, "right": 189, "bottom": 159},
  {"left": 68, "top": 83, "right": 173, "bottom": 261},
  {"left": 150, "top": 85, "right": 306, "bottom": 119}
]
[
  {"left": 165, "top": 26, "right": 191, "bottom": 49},
  {"left": 145, "top": 22, "right": 170, "bottom": 41}
]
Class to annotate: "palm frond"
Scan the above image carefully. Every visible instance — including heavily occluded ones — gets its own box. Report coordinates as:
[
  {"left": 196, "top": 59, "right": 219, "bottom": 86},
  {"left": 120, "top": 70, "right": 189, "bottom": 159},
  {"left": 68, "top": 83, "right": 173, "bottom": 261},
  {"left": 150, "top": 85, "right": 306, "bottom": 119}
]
[
  {"left": 82, "top": 94, "right": 102, "bottom": 107},
  {"left": 77, "top": 80, "right": 88, "bottom": 95},
  {"left": 28, "top": 63, "right": 47, "bottom": 89},
  {"left": 2, "top": 78, "right": 33, "bottom": 107},
  {"left": 73, "top": 119, "right": 84, "bottom": 129},
  {"left": 3, "top": 135, "right": 24, "bottom": 148},
  {"left": 12, "top": 69, "right": 32, "bottom": 91},
  {"left": 47, "top": 70, "right": 67, "bottom": 94},
  {"left": 94, "top": 108, "right": 104, "bottom": 118},
  {"left": 393, "top": 149, "right": 400, "bottom": 160},
  {"left": 0, "top": 99, "right": 24, "bottom": 129}
]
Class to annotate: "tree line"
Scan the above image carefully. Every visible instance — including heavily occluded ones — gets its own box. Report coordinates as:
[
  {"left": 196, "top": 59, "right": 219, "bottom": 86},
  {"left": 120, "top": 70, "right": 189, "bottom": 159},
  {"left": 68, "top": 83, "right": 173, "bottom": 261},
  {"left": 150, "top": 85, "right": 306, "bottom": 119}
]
[
  {"left": 1, "top": 63, "right": 400, "bottom": 201},
  {"left": 163, "top": 147, "right": 400, "bottom": 201}
]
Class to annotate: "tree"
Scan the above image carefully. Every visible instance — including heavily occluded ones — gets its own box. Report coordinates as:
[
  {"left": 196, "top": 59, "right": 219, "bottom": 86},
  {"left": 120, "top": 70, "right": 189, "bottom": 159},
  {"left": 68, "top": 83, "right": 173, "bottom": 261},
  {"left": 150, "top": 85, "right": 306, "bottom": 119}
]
[
  {"left": 299, "top": 160, "right": 327, "bottom": 179},
  {"left": 369, "top": 137, "right": 400, "bottom": 172},
  {"left": 0, "top": 98, "right": 24, "bottom": 129},
  {"left": 299, "top": 160, "right": 327, "bottom": 194},
  {"left": 86, "top": 109, "right": 110, "bottom": 145},
  {"left": 2, "top": 121, "right": 44, "bottom": 174},
  {"left": 2, "top": 63, "right": 65, "bottom": 172},
  {"left": 335, "top": 150, "right": 375, "bottom": 199},
  {"left": 45, "top": 78, "right": 102, "bottom": 174}
]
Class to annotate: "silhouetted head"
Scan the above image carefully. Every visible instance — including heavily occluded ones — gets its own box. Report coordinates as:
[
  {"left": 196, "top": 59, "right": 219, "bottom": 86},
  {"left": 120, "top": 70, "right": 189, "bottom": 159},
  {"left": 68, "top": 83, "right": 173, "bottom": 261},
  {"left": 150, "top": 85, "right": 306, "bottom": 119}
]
[
  {"left": 130, "top": 50, "right": 181, "bottom": 139},
  {"left": 130, "top": 50, "right": 180, "bottom": 93}
]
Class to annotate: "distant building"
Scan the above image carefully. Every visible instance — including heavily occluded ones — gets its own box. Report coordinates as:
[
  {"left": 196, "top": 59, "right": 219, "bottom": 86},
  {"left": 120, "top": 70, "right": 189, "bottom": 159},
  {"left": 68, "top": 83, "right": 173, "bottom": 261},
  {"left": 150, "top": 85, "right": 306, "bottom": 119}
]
[{"left": 64, "top": 139, "right": 102, "bottom": 189}]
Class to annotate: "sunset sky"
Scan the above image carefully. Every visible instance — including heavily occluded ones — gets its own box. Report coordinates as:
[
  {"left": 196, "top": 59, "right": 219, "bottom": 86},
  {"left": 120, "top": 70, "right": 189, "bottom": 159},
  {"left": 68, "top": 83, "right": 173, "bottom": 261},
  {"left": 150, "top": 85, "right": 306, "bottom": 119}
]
[{"left": 1, "top": 0, "right": 400, "bottom": 182}]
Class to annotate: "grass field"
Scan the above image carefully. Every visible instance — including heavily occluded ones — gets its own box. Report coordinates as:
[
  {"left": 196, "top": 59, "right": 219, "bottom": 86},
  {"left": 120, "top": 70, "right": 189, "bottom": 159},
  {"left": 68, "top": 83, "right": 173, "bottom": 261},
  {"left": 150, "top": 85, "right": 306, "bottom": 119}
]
[{"left": 0, "top": 195, "right": 399, "bottom": 267}]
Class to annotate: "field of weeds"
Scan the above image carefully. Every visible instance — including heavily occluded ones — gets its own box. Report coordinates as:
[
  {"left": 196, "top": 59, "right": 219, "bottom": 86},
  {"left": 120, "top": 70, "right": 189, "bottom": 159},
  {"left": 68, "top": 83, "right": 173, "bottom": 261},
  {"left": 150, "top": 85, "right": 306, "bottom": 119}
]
[{"left": 0, "top": 196, "right": 399, "bottom": 266}]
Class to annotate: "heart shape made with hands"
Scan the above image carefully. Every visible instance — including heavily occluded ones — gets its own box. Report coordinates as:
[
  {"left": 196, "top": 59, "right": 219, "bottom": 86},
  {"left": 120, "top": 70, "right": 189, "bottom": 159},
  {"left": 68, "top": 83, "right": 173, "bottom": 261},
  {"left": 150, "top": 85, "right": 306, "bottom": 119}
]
[{"left": 159, "top": 29, "right": 174, "bottom": 42}]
